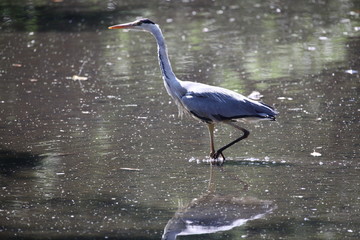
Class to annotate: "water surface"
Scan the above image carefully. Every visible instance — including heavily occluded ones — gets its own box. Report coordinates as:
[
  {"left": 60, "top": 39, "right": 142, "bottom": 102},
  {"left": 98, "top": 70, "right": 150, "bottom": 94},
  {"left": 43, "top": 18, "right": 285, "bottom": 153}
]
[{"left": 1, "top": 0, "right": 360, "bottom": 239}]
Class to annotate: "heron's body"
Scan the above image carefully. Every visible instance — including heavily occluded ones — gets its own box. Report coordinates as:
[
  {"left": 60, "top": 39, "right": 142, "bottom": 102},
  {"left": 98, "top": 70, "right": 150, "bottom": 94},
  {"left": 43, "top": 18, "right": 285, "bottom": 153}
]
[
  {"left": 179, "top": 81, "right": 276, "bottom": 123},
  {"left": 109, "top": 19, "right": 277, "bottom": 163}
]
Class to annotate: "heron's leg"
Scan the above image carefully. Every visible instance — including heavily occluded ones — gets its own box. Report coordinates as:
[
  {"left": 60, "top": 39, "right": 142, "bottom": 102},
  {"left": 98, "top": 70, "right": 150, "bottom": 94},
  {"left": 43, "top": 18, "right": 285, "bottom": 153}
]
[
  {"left": 207, "top": 123, "right": 216, "bottom": 158},
  {"left": 213, "top": 121, "right": 250, "bottom": 159},
  {"left": 208, "top": 124, "right": 226, "bottom": 165}
]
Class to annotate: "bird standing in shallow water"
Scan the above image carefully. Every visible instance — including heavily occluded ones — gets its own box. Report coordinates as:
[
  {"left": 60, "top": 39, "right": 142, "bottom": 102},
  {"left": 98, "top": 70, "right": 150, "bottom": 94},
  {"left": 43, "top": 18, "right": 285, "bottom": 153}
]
[{"left": 109, "top": 18, "right": 278, "bottom": 164}]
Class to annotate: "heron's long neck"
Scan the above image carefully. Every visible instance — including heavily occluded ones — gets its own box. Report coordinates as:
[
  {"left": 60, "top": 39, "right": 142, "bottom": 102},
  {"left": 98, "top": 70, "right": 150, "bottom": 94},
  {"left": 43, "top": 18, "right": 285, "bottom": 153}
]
[{"left": 150, "top": 26, "right": 184, "bottom": 99}]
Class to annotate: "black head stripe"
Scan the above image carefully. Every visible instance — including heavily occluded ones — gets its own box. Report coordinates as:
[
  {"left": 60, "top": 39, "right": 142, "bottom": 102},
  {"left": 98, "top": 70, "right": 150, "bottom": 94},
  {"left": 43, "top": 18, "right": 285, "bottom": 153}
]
[{"left": 140, "top": 19, "right": 155, "bottom": 24}]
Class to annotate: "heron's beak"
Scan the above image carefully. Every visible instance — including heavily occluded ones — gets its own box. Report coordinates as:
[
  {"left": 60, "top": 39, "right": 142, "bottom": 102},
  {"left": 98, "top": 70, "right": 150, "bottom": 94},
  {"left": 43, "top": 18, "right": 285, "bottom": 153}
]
[{"left": 108, "top": 21, "right": 136, "bottom": 29}]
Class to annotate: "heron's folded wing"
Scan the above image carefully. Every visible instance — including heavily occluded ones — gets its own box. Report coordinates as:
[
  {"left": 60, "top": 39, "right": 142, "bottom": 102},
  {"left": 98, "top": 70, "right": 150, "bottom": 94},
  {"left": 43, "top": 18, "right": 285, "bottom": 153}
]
[{"left": 181, "top": 90, "right": 275, "bottom": 122}]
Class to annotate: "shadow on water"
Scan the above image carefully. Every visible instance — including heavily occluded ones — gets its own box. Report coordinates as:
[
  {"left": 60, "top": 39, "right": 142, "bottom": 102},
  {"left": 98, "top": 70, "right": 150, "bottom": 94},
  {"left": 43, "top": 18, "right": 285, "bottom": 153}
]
[
  {"left": 0, "top": 147, "right": 44, "bottom": 174},
  {"left": 161, "top": 166, "right": 276, "bottom": 240}
]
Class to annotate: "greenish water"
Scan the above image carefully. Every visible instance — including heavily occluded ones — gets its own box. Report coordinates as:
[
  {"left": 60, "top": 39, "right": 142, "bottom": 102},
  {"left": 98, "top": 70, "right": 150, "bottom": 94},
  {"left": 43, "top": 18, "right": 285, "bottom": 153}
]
[{"left": 1, "top": 0, "right": 360, "bottom": 239}]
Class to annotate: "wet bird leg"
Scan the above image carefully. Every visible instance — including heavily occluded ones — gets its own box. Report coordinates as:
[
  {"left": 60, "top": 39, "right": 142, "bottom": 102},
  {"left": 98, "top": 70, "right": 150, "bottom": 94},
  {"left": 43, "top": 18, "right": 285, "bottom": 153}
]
[
  {"left": 208, "top": 123, "right": 225, "bottom": 163},
  {"left": 207, "top": 123, "right": 216, "bottom": 157},
  {"left": 213, "top": 121, "right": 250, "bottom": 160}
]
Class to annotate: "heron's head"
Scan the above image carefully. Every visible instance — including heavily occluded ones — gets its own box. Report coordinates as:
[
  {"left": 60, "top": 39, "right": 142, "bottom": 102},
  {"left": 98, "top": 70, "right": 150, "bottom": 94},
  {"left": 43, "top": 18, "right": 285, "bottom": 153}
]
[{"left": 108, "top": 18, "right": 157, "bottom": 32}]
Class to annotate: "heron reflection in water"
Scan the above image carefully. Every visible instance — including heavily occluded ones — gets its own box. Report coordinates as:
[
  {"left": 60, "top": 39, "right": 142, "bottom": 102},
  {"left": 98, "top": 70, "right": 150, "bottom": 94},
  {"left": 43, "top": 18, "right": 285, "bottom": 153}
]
[
  {"left": 109, "top": 19, "right": 278, "bottom": 164},
  {"left": 161, "top": 166, "right": 276, "bottom": 239}
]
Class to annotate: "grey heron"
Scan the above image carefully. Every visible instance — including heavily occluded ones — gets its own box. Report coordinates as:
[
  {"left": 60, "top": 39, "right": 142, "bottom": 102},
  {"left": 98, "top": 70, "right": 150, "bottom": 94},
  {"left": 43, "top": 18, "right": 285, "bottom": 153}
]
[{"left": 109, "top": 18, "right": 278, "bottom": 163}]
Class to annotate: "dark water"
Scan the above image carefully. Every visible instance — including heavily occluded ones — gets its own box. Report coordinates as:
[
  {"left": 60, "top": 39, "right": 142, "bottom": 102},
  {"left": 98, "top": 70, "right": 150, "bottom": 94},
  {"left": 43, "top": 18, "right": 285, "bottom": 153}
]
[{"left": 1, "top": 0, "right": 360, "bottom": 239}]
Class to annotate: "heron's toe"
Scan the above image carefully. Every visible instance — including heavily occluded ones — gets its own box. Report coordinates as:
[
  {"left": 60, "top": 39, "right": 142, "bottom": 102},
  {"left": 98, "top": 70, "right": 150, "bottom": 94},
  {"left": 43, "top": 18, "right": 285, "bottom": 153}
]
[{"left": 211, "top": 151, "right": 225, "bottom": 161}]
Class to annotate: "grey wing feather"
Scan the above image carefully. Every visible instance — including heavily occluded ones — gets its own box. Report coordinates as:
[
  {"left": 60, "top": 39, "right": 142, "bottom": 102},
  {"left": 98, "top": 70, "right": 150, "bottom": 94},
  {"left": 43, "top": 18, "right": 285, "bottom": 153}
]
[{"left": 180, "top": 82, "right": 277, "bottom": 123}]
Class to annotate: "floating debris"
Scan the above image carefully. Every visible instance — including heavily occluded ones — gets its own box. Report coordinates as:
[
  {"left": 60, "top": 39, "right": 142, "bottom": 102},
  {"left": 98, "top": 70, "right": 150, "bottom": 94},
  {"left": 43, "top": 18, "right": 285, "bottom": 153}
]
[
  {"left": 188, "top": 157, "right": 200, "bottom": 163},
  {"left": 345, "top": 69, "right": 358, "bottom": 74},
  {"left": 202, "top": 27, "right": 209, "bottom": 33},
  {"left": 307, "top": 46, "right": 316, "bottom": 51},
  {"left": 248, "top": 91, "right": 263, "bottom": 101},
  {"left": 310, "top": 150, "right": 322, "bottom": 157},
  {"left": 277, "top": 96, "right": 293, "bottom": 101},
  {"left": 121, "top": 104, "right": 138, "bottom": 107},
  {"left": 71, "top": 75, "right": 88, "bottom": 81},
  {"left": 293, "top": 195, "right": 304, "bottom": 199},
  {"left": 288, "top": 107, "right": 303, "bottom": 111},
  {"left": 107, "top": 95, "right": 121, "bottom": 100},
  {"left": 120, "top": 167, "right": 142, "bottom": 171}
]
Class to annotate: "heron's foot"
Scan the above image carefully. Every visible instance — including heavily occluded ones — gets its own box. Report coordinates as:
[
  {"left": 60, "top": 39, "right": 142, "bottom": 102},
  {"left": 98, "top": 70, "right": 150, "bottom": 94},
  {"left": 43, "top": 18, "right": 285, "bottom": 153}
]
[
  {"left": 214, "top": 150, "right": 225, "bottom": 160},
  {"left": 210, "top": 151, "right": 225, "bottom": 166}
]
